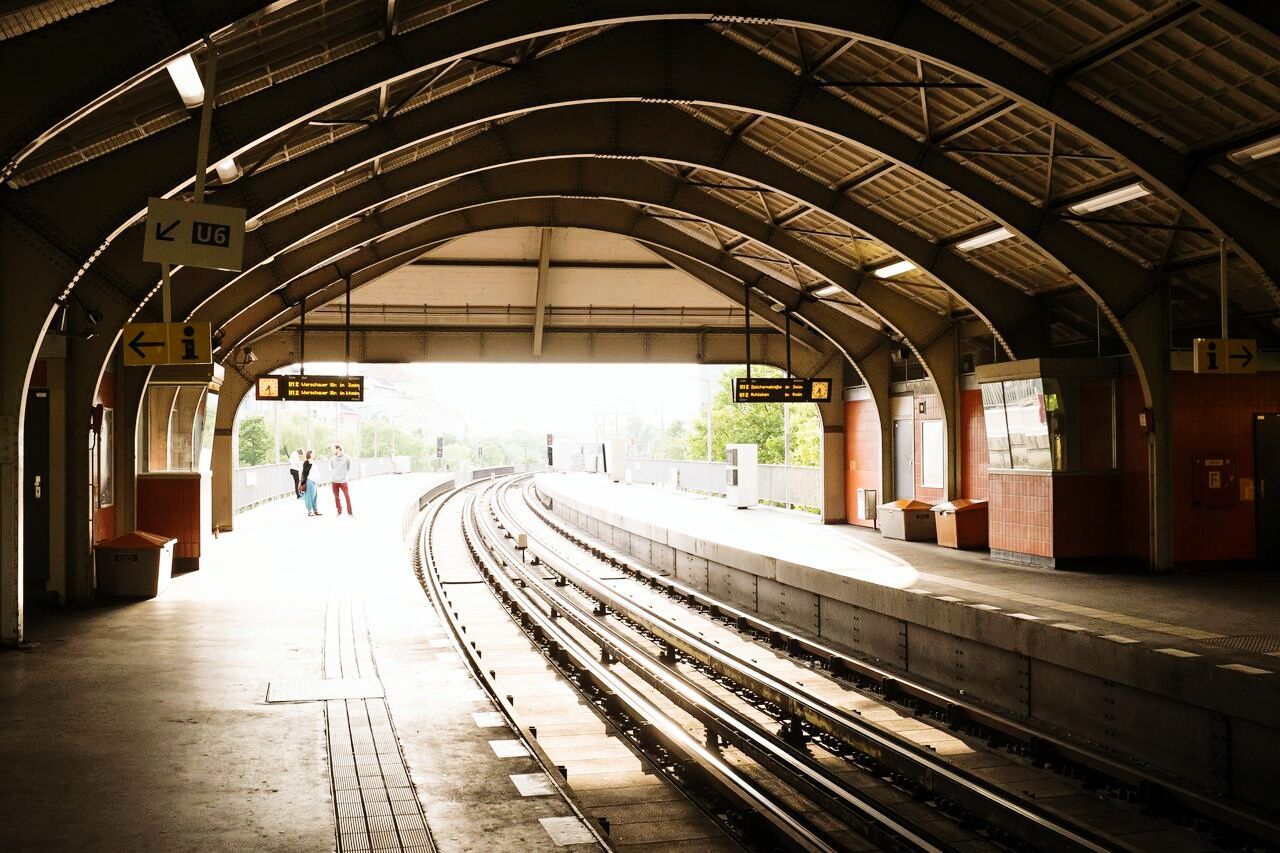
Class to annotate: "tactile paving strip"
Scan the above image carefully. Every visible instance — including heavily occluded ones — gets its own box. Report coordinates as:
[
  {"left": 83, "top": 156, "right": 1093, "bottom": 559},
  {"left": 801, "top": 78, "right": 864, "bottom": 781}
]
[
  {"left": 1199, "top": 634, "right": 1280, "bottom": 654},
  {"left": 320, "top": 597, "right": 437, "bottom": 853},
  {"left": 266, "top": 677, "right": 384, "bottom": 703}
]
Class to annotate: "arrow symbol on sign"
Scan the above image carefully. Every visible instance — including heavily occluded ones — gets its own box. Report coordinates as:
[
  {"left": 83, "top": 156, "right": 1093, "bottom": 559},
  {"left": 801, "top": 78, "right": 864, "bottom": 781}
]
[
  {"left": 128, "top": 329, "right": 164, "bottom": 359},
  {"left": 154, "top": 220, "right": 180, "bottom": 242},
  {"left": 1231, "top": 344, "right": 1254, "bottom": 369}
]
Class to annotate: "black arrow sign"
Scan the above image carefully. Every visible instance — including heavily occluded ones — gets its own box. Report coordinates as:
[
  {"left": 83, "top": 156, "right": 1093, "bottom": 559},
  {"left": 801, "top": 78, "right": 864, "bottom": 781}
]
[
  {"left": 1231, "top": 344, "right": 1254, "bottom": 369},
  {"left": 128, "top": 329, "right": 165, "bottom": 359},
  {"left": 154, "top": 220, "right": 180, "bottom": 242}
]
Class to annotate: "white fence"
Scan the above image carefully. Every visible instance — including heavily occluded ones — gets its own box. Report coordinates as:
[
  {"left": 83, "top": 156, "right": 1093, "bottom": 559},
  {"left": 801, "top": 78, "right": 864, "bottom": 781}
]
[
  {"left": 234, "top": 457, "right": 399, "bottom": 511},
  {"left": 624, "top": 458, "right": 822, "bottom": 511}
]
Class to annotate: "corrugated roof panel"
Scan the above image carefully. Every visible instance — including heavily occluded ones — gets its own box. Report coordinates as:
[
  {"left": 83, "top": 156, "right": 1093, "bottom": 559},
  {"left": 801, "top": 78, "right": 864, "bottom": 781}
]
[
  {"left": 1071, "top": 9, "right": 1280, "bottom": 151},
  {"left": 0, "top": 0, "right": 110, "bottom": 41}
]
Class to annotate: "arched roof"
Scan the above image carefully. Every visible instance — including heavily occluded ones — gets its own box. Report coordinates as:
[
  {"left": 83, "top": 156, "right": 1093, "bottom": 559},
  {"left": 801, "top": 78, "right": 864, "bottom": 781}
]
[{"left": 2, "top": 0, "right": 1277, "bottom": 394}]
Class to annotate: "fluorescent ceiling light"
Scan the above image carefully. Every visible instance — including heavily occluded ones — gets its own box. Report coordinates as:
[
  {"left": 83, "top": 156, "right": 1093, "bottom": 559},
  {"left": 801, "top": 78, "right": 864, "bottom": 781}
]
[
  {"left": 214, "top": 157, "right": 240, "bottom": 183},
  {"left": 813, "top": 284, "right": 841, "bottom": 297},
  {"left": 1067, "top": 181, "right": 1150, "bottom": 214},
  {"left": 165, "top": 54, "right": 205, "bottom": 108},
  {"left": 1229, "top": 134, "right": 1280, "bottom": 164},
  {"left": 956, "top": 226, "right": 1014, "bottom": 252},
  {"left": 245, "top": 216, "right": 263, "bottom": 232},
  {"left": 873, "top": 259, "right": 916, "bottom": 279}
]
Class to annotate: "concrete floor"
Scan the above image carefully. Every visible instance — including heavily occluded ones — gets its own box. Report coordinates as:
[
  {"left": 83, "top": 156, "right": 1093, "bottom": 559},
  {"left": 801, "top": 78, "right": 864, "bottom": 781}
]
[{"left": 0, "top": 474, "right": 595, "bottom": 853}]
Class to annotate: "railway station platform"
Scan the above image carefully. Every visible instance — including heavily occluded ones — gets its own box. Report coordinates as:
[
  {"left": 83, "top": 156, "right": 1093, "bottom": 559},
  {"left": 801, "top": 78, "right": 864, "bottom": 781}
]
[
  {"left": 0, "top": 475, "right": 600, "bottom": 853},
  {"left": 533, "top": 472, "right": 1280, "bottom": 812}
]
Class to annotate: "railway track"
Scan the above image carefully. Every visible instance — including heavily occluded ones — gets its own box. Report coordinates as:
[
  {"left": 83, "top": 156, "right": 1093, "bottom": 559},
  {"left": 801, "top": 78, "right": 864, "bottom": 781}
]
[{"left": 412, "top": 475, "right": 1268, "bottom": 852}]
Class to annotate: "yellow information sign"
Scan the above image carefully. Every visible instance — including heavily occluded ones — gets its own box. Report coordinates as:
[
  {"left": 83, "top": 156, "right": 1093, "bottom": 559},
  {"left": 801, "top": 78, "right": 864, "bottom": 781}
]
[
  {"left": 1193, "top": 338, "right": 1257, "bottom": 375},
  {"left": 166, "top": 321, "right": 212, "bottom": 364},
  {"left": 123, "top": 321, "right": 212, "bottom": 367}
]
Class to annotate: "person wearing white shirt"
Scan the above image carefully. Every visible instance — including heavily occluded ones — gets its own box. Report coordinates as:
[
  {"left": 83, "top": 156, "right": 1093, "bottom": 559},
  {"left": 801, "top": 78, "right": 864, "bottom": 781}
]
[{"left": 330, "top": 444, "right": 354, "bottom": 516}]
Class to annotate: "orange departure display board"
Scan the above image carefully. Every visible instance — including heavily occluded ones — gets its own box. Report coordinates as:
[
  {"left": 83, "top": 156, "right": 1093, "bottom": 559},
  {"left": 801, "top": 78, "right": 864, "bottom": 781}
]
[
  {"left": 733, "top": 377, "right": 833, "bottom": 404},
  {"left": 255, "top": 374, "right": 364, "bottom": 402}
]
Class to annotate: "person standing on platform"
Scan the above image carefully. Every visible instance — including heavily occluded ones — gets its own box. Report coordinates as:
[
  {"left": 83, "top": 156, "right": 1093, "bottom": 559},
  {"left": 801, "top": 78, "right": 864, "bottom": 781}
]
[
  {"left": 300, "top": 450, "right": 321, "bottom": 516},
  {"left": 288, "top": 448, "right": 304, "bottom": 499},
  {"left": 330, "top": 444, "right": 353, "bottom": 516}
]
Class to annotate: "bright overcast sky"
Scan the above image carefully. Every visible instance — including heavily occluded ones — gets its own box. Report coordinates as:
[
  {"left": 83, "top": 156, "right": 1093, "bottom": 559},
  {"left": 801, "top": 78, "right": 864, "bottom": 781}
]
[
  {"left": 416, "top": 362, "right": 722, "bottom": 438},
  {"left": 299, "top": 361, "right": 729, "bottom": 439}
]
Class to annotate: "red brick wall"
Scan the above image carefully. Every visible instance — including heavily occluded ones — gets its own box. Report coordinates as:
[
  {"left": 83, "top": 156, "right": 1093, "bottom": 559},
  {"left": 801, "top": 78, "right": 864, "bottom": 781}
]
[
  {"left": 914, "top": 394, "right": 944, "bottom": 505},
  {"left": 93, "top": 370, "right": 116, "bottom": 544},
  {"left": 959, "top": 389, "right": 988, "bottom": 500},
  {"left": 844, "top": 399, "right": 881, "bottom": 527},
  {"left": 137, "top": 475, "right": 202, "bottom": 560},
  {"left": 1170, "top": 372, "right": 1279, "bottom": 563},
  {"left": 988, "top": 472, "right": 1052, "bottom": 557}
]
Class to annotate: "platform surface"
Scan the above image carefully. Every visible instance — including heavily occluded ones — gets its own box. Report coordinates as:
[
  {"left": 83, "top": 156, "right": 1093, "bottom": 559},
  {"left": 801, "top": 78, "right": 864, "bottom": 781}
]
[
  {"left": 538, "top": 473, "right": 1280, "bottom": 668},
  {"left": 0, "top": 474, "right": 598, "bottom": 853}
]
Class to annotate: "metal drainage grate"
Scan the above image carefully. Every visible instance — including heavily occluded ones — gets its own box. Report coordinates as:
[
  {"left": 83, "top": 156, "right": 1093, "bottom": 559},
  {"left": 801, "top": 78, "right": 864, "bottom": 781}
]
[
  {"left": 267, "top": 677, "right": 385, "bottom": 703},
  {"left": 1198, "top": 635, "right": 1280, "bottom": 654}
]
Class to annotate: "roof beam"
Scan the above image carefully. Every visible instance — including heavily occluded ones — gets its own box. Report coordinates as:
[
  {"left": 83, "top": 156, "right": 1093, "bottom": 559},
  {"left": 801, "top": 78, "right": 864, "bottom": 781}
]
[{"left": 532, "top": 226, "right": 551, "bottom": 356}]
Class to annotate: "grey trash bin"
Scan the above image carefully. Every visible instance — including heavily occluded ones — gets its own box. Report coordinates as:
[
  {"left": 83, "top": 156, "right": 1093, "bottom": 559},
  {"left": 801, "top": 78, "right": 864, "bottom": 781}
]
[
  {"left": 878, "top": 499, "right": 937, "bottom": 541},
  {"left": 95, "top": 531, "right": 177, "bottom": 598}
]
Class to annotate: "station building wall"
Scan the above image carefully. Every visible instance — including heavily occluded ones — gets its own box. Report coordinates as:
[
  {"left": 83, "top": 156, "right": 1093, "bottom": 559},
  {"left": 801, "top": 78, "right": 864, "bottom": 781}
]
[
  {"left": 842, "top": 398, "right": 880, "bottom": 527},
  {"left": 843, "top": 370, "right": 1279, "bottom": 568}
]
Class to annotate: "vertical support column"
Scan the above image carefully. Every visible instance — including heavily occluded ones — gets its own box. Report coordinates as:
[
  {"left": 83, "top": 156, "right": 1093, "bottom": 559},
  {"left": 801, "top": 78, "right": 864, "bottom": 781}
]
[
  {"left": 818, "top": 362, "right": 850, "bottom": 524},
  {"left": 0, "top": 405, "right": 21, "bottom": 644},
  {"left": 210, "top": 370, "right": 252, "bottom": 533},
  {"left": 1118, "top": 279, "right": 1173, "bottom": 572},
  {"left": 43, "top": 348, "right": 68, "bottom": 603},
  {"left": 921, "top": 325, "right": 960, "bottom": 500},
  {"left": 64, "top": 338, "right": 98, "bottom": 603},
  {"left": 116, "top": 357, "right": 147, "bottom": 536}
]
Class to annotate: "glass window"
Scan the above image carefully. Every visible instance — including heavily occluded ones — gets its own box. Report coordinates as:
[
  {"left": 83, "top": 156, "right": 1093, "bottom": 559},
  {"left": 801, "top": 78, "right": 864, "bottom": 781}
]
[
  {"left": 1003, "top": 378, "right": 1052, "bottom": 470},
  {"left": 981, "top": 382, "right": 1011, "bottom": 469},
  {"left": 920, "top": 420, "right": 945, "bottom": 488}
]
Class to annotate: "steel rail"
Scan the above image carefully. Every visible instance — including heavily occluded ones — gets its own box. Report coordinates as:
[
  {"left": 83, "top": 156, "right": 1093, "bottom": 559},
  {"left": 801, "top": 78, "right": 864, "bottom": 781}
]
[
  {"left": 522, "top": 478, "right": 1280, "bottom": 848},
  {"left": 457, "top": 480, "right": 840, "bottom": 852},
  {"left": 477, "top": 482, "right": 952, "bottom": 853},
  {"left": 501, "top": 476, "right": 1121, "bottom": 853},
  {"left": 410, "top": 481, "right": 614, "bottom": 852}
]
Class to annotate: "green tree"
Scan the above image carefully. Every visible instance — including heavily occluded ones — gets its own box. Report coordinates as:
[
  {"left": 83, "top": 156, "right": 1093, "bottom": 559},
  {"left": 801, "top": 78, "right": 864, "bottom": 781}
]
[
  {"left": 680, "top": 366, "right": 821, "bottom": 465},
  {"left": 237, "top": 415, "right": 274, "bottom": 466}
]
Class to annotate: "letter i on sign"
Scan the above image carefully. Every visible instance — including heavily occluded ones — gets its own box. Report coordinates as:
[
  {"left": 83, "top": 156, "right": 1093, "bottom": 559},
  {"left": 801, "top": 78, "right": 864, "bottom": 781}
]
[{"left": 180, "top": 325, "right": 197, "bottom": 360}]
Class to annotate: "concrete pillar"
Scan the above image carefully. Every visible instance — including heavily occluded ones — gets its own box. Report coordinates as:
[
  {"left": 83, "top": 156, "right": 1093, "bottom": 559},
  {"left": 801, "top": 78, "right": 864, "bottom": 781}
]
[
  {"left": 0, "top": 405, "right": 21, "bottom": 645},
  {"left": 921, "top": 325, "right": 961, "bottom": 501},
  {"left": 1118, "top": 282, "right": 1174, "bottom": 572},
  {"left": 818, "top": 368, "right": 848, "bottom": 524},
  {"left": 64, "top": 338, "right": 100, "bottom": 604},
  {"left": 211, "top": 371, "right": 252, "bottom": 533},
  {"left": 116, "top": 365, "right": 149, "bottom": 535},
  {"left": 34, "top": 338, "right": 69, "bottom": 603}
]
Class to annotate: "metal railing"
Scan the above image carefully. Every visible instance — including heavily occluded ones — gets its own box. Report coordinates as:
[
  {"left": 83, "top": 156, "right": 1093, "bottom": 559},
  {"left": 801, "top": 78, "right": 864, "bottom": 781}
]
[
  {"left": 623, "top": 458, "right": 822, "bottom": 511},
  {"left": 233, "top": 456, "right": 401, "bottom": 512}
]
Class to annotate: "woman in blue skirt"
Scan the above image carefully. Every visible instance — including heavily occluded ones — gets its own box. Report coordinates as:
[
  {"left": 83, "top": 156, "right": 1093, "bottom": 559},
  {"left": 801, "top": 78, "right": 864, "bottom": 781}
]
[{"left": 300, "top": 449, "right": 322, "bottom": 516}]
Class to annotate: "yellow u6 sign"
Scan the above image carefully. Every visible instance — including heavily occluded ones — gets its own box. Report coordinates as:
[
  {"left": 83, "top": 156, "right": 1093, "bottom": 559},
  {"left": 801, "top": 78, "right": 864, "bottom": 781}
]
[{"left": 1193, "top": 338, "right": 1257, "bottom": 375}]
